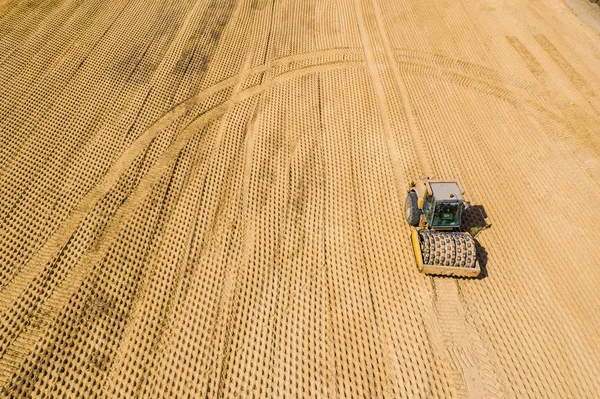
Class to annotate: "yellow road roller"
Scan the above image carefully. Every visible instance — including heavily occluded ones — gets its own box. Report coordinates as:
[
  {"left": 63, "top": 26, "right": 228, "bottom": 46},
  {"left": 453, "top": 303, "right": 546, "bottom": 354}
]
[{"left": 404, "top": 179, "right": 480, "bottom": 277}]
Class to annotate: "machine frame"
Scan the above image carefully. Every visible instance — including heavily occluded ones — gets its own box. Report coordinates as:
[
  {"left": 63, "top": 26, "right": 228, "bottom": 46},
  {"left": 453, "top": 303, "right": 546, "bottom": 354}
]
[{"left": 406, "top": 179, "right": 481, "bottom": 277}]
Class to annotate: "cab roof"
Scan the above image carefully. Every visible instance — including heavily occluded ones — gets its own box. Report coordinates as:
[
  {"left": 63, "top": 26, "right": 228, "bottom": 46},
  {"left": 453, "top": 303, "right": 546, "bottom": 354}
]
[{"left": 428, "top": 181, "right": 463, "bottom": 201}]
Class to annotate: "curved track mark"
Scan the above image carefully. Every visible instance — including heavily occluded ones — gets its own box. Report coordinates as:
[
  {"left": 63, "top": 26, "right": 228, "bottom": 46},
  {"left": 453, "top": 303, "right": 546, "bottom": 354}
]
[
  {"left": 3, "top": 44, "right": 595, "bottom": 318},
  {"left": 395, "top": 46, "right": 600, "bottom": 127},
  {"left": 399, "top": 59, "right": 600, "bottom": 184},
  {"left": 0, "top": 48, "right": 361, "bottom": 310},
  {"left": 1, "top": 40, "right": 597, "bottom": 390},
  {"left": 0, "top": 61, "right": 365, "bottom": 384}
]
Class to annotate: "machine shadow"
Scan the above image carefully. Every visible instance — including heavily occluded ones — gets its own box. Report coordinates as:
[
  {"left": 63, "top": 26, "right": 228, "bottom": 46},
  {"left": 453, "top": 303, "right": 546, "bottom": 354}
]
[{"left": 462, "top": 205, "right": 491, "bottom": 280}]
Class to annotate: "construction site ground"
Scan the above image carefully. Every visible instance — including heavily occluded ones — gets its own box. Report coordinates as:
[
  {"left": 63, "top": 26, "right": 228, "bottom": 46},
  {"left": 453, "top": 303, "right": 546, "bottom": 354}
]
[{"left": 1, "top": 0, "right": 599, "bottom": 397}]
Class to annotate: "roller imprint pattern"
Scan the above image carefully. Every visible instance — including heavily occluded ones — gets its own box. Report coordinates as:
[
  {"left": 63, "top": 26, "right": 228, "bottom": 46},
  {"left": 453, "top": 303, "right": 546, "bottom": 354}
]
[{"left": 1, "top": 0, "right": 600, "bottom": 398}]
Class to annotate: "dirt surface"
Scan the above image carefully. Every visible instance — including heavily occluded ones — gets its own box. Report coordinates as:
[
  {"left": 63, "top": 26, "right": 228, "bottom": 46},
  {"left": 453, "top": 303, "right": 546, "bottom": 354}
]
[{"left": 1, "top": 0, "right": 599, "bottom": 397}]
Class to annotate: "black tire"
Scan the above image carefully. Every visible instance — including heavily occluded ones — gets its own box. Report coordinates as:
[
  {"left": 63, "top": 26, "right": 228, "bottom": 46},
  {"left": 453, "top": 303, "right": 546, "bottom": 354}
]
[{"left": 404, "top": 191, "right": 421, "bottom": 227}]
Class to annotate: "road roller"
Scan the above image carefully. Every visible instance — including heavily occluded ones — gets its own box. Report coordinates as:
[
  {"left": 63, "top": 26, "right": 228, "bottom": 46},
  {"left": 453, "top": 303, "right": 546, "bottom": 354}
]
[{"left": 404, "top": 179, "right": 480, "bottom": 277}]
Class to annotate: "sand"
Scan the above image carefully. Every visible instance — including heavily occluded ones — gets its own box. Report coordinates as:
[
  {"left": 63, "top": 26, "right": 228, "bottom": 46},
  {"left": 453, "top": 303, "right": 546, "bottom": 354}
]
[{"left": 0, "top": 0, "right": 599, "bottom": 397}]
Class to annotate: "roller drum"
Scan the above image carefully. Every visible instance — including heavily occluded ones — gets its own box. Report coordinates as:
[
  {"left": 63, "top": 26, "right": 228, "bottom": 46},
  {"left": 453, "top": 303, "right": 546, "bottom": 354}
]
[{"left": 418, "top": 230, "right": 477, "bottom": 269}]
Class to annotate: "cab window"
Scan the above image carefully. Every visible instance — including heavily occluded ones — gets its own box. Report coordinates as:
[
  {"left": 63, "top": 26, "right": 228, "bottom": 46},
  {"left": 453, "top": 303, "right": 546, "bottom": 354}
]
[{"left": 432, "top": 202, "right": 461, "bottom": 227}]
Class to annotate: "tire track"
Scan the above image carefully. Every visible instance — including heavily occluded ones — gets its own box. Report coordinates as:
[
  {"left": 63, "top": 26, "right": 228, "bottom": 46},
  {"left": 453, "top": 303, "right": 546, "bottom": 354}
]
[
  {"left": 391, "top": 47, "right": 598, "bottom": 180},
  {"left": 355, "top": 0, "right": 599, "bottom": 395},
  {"left": 0, "top": 0, "right": 175, "bottom": 294},
  {"left": 534, "top": 34, "right": 595, "bottom": 99},
  {"left": 407, "top": 43, "right": 600, "bottom": 394},
  {"left": 366, "top": 0, "right": 504, "bottom": 397},
  {"left": 395, "top": 58, "right": 600, "bottom": 184},
  {"left": 0, "top": 0, "right": 19, "bottom": 19},
  {"left": 0, "top": 60, "right": 365, "bottom": 387},
  {"left": 367, "top": 0, "right": 433, "bottom": 178},
  {"left": 105, "top": 19, "right": 262, "bottom": 396},
  {"left": 1, "top": 41, "right": 595, "bottom": 386},
  {"left": 0, "top": 49, "right": 362, "bottom": 311},
  {"left": 2, "top": 0, "right": 600, "bottom": 396},
  {"left": 352, "top": 0, "right": 409, "bottom": 198}
]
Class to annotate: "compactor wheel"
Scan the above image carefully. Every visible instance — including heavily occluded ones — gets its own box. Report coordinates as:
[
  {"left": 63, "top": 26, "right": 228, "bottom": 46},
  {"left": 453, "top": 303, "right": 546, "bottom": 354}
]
[{"left": 418, "top": 230, "right": 477, "bottom": 269}]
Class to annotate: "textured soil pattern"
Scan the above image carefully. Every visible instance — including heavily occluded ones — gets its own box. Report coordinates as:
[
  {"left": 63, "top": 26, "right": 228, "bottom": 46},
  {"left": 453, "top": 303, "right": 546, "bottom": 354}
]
[{"left": 1, "top": 0, "right": 600, "bottom": 397}]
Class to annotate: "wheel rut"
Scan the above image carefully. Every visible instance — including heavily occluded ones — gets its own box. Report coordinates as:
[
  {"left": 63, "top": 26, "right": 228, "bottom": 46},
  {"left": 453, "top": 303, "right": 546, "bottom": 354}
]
[
  {"left": 1, "top": 1, "right": 600, "bottom": 395},
  {"left": 356, "top": 0, "right": 504, "bottom": 396}
]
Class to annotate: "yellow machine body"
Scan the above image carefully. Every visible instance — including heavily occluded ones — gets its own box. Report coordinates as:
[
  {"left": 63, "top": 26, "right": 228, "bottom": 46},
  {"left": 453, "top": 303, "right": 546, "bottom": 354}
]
[{"left": 406, "top": 179, "right": 481, "bottom": 278}]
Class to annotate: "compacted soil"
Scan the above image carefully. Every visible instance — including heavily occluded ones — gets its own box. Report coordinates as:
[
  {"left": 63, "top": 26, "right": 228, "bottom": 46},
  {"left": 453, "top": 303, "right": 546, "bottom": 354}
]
[{"left": 0, "top": 0, "right": 599, "bottom": 397}]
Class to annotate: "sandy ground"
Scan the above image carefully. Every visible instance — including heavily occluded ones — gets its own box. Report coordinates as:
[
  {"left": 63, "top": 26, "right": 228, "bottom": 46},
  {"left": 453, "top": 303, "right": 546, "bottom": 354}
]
[{"left": 0, "top": 0, "right": 599, "bottom": 397}]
